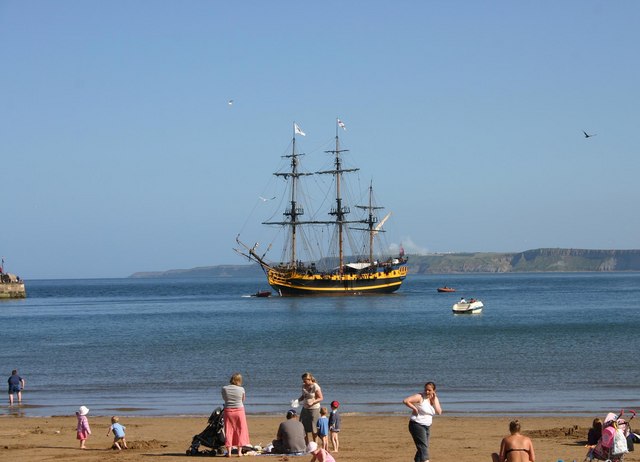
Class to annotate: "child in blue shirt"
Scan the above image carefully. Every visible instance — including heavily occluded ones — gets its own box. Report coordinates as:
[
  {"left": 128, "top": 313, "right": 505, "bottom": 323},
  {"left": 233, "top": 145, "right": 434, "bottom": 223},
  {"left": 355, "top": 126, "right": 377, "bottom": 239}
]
[
  {"left": 316, "top": 407, "right": 329, "bottom": 450},
  {"left": 107, "top": 416, "right": 128, "bottom": 450}
]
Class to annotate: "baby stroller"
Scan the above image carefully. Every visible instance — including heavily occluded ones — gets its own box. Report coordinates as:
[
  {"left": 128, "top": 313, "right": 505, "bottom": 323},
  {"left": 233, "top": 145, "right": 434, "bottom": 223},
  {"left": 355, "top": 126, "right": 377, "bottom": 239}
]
[
  {"left": 585, "top": 409, "right": 636, "bottom": 462},
  {"left": 186, "top": 406, "right": 226, "bottom": 456}
]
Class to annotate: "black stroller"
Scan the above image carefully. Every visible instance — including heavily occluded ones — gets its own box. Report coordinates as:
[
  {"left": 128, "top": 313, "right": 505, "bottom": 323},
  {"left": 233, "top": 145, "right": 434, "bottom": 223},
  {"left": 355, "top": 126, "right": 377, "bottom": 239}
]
[{"left": 186, "top": 407, "right": 226, "bottom": 456}]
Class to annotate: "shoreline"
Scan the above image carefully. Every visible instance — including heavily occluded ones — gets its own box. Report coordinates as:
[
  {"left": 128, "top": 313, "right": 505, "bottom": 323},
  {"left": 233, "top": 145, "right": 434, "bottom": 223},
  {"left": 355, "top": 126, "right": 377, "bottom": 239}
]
[
  {"left": 2, "top": 408, "right": 604, "bottom": 418},
  {"left": 2, "top": 414, "right": 639, "bottom": 462}
]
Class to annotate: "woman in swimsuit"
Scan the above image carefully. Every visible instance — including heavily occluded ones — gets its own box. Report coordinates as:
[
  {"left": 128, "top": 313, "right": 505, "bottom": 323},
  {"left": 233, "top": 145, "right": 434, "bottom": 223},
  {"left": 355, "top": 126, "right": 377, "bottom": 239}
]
[{"left": 491, "top": 420, "right": 535, "bottom": 462}]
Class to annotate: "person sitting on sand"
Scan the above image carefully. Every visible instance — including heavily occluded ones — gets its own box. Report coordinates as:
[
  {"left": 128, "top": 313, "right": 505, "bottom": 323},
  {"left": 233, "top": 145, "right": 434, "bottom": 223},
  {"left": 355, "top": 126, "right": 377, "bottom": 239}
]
[
  {"left": 491, "top": 420, "right": 535, "bottom": 462},
  {"left": 272, "top": 409, "right": 306, "bottom": 454},
  {"left": 587, "top": 417, "right": 603, "bottom": 447}
]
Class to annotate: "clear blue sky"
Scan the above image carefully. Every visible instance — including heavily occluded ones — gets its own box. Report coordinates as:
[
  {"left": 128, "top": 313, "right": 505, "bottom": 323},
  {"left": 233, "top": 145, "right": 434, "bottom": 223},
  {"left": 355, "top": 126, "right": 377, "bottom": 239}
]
[{"left": 2, "top": 1, "right": 639, "bottom": 279}]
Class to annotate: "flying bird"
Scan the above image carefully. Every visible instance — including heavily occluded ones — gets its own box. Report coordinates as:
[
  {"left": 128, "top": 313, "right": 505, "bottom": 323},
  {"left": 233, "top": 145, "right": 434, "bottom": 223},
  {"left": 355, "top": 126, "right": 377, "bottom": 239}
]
[
  {"left": 583, "top": 130, "right": 596, "bottom": 138},
  {"left": 228, "top": 99, "right": 234, "bottom": 106},
  {"left": 259, "top": 196, "right": 276, "bottom": 202}
]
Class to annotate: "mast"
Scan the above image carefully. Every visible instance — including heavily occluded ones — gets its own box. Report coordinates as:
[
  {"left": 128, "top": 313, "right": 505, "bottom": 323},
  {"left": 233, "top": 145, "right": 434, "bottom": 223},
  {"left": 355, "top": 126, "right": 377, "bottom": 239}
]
[
  {"left": 318, "top": 124, "right": 358, "bottom": 272},
  {"left": 287, "top": 136, "right": 300, "bottom": 266},
  {"left": 354, "top": 181, "right": 384, "bottom": 264},
  {"left": 366, "top": 182, "right": 382, "bottom": 263},
  {"left": 263, "top": 124, "right": 313, "bottom": 268},
  {"left": 264, "top": 121, "right": 364, "bottom": 273}
]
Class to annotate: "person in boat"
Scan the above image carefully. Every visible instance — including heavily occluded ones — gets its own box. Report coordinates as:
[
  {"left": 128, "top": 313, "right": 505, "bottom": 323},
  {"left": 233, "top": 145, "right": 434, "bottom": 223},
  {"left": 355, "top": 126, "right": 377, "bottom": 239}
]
[
  {"left": 491, "top": 420, "right": 536, "bottom": 462},
  {"left": 459, "top": 297, "right": 467, "bottom": 304}
]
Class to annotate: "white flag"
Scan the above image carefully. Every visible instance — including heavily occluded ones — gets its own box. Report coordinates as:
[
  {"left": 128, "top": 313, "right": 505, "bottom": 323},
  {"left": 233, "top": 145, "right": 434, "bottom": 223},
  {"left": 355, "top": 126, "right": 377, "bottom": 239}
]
[
  {"left": 337, "top": 118, "right": 346, "bottom": 130},
  {"left": 294, "top": 123, "right": 306, "bottom": 136}
]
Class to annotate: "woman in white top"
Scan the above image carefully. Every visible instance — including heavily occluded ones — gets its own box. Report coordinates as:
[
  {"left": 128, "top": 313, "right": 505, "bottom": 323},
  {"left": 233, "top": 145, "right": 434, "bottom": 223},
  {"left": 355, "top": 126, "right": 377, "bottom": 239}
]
[
  {"left": 403, "top": 381, "right": 442, "bottom": 462},
  {"left": 297, "top": 372, "right": 323, "bottom": 444}
]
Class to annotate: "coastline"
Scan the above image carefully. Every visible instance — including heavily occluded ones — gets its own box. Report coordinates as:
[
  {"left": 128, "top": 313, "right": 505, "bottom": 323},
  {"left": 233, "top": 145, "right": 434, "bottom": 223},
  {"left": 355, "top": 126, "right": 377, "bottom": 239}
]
[{"left": 2, "top": 414, "right": 638, "bottom": 462}]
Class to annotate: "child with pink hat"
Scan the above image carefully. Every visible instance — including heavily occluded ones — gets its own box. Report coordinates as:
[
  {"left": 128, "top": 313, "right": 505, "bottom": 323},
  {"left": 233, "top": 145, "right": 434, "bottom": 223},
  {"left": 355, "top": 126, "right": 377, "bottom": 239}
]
[
  {"left": 75, "top": 406, "right": 92, "bottom": 449},
  {"left": 306, "top": 441, "right": 335, "bottom": 462}
]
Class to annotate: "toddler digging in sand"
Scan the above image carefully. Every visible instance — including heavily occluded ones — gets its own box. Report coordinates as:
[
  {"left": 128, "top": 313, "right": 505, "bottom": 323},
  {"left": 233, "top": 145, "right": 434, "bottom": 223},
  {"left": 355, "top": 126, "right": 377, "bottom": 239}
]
[{"left": 107, "top": 416, "right": 128, "bottom": 450}]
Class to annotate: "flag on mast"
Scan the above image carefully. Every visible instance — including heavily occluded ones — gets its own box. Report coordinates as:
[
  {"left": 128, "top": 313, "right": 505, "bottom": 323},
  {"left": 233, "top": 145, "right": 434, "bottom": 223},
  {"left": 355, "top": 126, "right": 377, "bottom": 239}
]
[
  {"left": 294, "top": 123, "right": 306, "bottom": 136},
  {"left": 337, "top": 118, "right": 346, "bottom": 130}
]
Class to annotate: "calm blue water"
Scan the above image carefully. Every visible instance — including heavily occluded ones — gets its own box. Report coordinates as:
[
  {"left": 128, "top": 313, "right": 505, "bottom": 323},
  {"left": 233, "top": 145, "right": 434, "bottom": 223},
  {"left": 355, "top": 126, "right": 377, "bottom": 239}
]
[{"left": 1, "top": 273, "right": 639, "bottom": 418}]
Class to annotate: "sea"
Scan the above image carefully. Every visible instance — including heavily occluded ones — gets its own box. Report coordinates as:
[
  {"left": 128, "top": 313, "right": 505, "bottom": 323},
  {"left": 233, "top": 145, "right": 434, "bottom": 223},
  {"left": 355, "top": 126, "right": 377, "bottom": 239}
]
[{"left": 1, "top": 272, "right": 639, "bottom": 418}]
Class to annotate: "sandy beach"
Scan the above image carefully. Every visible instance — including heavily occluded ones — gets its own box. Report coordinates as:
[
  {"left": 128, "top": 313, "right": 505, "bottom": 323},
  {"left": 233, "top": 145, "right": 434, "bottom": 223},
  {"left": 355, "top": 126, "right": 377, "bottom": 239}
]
[{"left": 1, "top": 413, "right": 638, "bottom": 462}]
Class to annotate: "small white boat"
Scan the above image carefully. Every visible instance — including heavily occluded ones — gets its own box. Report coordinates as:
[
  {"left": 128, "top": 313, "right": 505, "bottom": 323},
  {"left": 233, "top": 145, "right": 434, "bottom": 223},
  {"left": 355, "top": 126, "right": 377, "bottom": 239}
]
[{"left": 452, "top": 299, "right": 483, "bottom": 314}]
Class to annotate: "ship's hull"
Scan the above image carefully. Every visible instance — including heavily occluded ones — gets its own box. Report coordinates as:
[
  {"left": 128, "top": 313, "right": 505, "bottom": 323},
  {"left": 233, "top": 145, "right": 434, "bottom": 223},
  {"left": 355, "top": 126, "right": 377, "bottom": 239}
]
[{"left": 267, "top": 266, "right": 407, "bottom": 296}]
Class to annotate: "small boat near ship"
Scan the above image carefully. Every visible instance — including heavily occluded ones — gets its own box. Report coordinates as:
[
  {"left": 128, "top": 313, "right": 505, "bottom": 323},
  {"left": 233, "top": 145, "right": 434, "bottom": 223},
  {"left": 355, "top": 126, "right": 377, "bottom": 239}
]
[
  {"left": 437, "top": 286, "right": 456, "bottom": 293},
  {"left": 235, "top": 120, "right": 408, "bottom": 296},
  {"left": 452, "top": 298, "right": 483, "bottom": 314},
  {"left": 251, "top": 290, "right": 272, "bottom": 298}
]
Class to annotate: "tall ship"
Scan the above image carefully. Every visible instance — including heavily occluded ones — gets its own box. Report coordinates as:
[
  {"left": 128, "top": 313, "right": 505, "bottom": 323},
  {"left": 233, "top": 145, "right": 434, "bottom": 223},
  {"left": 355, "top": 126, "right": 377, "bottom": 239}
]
[{"left": 235, "top": 120, "right": 408, "bottom": 296}]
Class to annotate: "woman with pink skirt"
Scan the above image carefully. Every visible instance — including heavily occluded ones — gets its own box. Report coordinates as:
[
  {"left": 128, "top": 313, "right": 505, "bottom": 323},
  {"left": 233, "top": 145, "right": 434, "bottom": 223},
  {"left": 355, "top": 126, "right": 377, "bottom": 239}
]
[{"left": 221, "top": 373, "right": 250, "bottom": 456}]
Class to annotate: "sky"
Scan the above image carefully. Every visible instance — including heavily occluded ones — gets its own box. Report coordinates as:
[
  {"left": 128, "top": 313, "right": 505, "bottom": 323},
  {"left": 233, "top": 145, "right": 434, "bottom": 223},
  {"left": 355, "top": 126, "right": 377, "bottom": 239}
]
[{"left": 1, "top": 1, "right": 639, "bottom": 279}]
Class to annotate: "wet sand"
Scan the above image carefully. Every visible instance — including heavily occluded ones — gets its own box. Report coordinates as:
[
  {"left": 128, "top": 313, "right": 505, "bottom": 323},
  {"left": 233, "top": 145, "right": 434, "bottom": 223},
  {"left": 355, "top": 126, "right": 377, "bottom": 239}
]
[{"left": 2, "top": 413, "right": 638, "bottom": 462}]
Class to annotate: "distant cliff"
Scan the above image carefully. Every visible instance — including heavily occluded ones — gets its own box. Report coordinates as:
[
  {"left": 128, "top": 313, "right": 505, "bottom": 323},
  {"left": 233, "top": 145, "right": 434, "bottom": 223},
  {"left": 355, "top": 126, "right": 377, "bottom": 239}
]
[
  {"left": 129, "top": 248, "right": 640, "bottom": 278},
  {"left": 409, "top": 248, "right": 640, "bottom": 273},
  {"left": 130, "top": 265, "right": 262, "bottom": 278}
]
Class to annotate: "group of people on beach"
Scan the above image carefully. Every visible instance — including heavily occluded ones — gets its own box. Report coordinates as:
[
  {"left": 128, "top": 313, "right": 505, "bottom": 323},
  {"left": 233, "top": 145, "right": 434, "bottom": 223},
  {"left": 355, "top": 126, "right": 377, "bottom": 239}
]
[
  {"left": 7, "top": 369, "right": 128, "bottom": 451},
  {"left": 9, "top": 367, "right": 540, "bottom": 461},
  {"left": 221, "top": 372, "right": 340, "bottom": 461},
  {"left": 221, "top": 373, "right": 536, "bottom": 462}
]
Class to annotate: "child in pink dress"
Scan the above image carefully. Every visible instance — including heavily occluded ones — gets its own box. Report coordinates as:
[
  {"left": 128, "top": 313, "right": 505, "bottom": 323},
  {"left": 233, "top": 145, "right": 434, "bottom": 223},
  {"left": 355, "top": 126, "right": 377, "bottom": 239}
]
[
  {"left": 307, "top": 441, "right": 335, "bottom": 462},
  {"left": 76, "top": 405, "right": 92, "bottom": 449}
]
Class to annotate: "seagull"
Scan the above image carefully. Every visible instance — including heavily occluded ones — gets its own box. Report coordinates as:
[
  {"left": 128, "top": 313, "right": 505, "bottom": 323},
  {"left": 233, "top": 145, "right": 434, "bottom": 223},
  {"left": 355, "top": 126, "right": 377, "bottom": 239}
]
[
  {"left": 259, "top": 196, "right": 276, "bottom": 202},
  {"left": 228, "top": 99, "right": 234, "bottom": 106},
  {"left": 583, "top": 130, "right": 596, "bottom": 138}
]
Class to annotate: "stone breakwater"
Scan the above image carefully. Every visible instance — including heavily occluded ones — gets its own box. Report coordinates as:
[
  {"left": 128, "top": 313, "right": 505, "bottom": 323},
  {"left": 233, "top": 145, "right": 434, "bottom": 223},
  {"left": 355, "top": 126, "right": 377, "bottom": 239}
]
[{"left": 0, "top": 273, "right": 26, "bottom": 298}]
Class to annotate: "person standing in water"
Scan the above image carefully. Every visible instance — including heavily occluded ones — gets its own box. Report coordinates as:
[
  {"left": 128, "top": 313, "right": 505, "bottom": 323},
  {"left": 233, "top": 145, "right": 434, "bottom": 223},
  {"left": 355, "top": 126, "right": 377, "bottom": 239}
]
[{"left": 7, "top": 370, "right": 25, "bottom": 405}]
